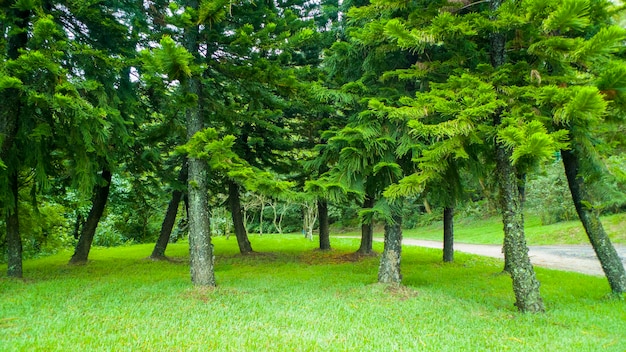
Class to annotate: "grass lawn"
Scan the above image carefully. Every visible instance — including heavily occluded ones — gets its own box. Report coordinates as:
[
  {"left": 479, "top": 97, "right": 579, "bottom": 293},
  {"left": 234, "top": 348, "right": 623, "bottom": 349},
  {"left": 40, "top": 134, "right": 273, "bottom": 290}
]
[
  {"left": 382, "top": 212, "right": 626, "bottom": 245},
  {"left": 1, "top": 235, "right": 625, "bottom": 351}
]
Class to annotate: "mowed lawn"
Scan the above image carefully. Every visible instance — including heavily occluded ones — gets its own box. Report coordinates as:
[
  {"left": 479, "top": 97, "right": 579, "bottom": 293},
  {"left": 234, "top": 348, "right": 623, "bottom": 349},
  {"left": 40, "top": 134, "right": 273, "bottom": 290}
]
[{"left": 1, "top": 235, "right": 625, "bottom": 351}]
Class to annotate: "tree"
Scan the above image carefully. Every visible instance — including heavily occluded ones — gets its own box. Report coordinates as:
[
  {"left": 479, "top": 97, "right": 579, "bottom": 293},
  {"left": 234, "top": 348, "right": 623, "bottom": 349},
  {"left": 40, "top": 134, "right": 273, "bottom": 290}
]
[
  {"left": 151, "top": 161, "right": 188, "bottom": 259},
  {"left": 1, "top": 1, "right": 139, "bottom": 274}
]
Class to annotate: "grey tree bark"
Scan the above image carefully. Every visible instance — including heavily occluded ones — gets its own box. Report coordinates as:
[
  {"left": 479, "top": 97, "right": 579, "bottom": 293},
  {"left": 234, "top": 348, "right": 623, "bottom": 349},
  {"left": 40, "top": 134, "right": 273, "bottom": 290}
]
[
  {"left": 318, "top": 199, "right": 331, "bottom": 250},
  {"left": 495, "top": 141, "right": 545, "bottom": 312},
  {"left": 151, "top": 162, "right": 188, "bottom": 259},
  {"left": 378, "top": 210, "right": 403, "bottom": 284},
  {"left": 184, "top": 0, "right": 215, "bottom": 286},
  {"left": 490, "top": 0, "right": 544, "bottom": 312},
  {"left": 69, "top": 169, "right": 112, "bottom": 264},
  {"left": 561, "top": 148, "right": 626, "bottom": 294},
  {"left": 228, "top": 179, "right": 253, "bottom": 254}
]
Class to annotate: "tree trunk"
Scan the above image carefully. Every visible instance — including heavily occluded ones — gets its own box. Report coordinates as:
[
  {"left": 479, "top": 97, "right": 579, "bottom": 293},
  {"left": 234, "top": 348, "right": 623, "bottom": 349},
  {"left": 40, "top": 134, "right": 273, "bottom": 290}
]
[
  {"left": 151, "top": 162, "right": 188, "bottom": 259},
  {"left": 318, "top": 199, "right": 331, "bottom": 250},
  {"left": 69, "top": 169, "right": 112, "bottom": 264},
  {"left": 495, "top": 142, "right": 544, "bottom": 313},
  {"left": 184, "top": 1, "right": 215, "bottom": 286},
  {"left": 378, "top": 210, "right": 403, "bottom": 284},
  {"left": 443, "top": 206, "right": 454, "bottom": 263},
  {"left": 561, "top": 148, "right": 626, "bottom": 294},
  {"left": 72, "top": 212, "right": 84, "bottom": 240},
  {"left": 357, "top": 195, "right": 375, "bottom": 254},
  {"left": 6, "top": 171, "right": 22, "bottom": 278},
  {"left": 228, "top": 179, "right": 253, "bottom": 254},
  {"left": 0, "top": 8, "right": 29, "bottom": 162},
  {"left": 489, "top": 1, "right": 544, "bottom": 312}
]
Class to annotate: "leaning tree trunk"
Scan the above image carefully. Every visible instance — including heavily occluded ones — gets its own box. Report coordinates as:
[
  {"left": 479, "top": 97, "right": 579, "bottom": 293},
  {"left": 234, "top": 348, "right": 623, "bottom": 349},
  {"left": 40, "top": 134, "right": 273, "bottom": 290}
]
[
  {"left": 184, "top": 1, "right": 215, "bottom": 286},
  {"left": 357, "top": 195, "right": 375, "bottom": 255},
  {"left": 378, "top": 210, "right": 403, "bottom": 284},
  {"left": 228, "top": 179, "right": 253, "bottom": 254},
  {"left": 561, "top": 148, "right": 626, "bottom": 294},
  {"left": 6, "top": 171, "right": 22, "bottom": 278},
  {"left": 318, "top": 199, "right": 331, "bottom": 250},
  {"left": 151, "top": 162, "right": 188, "bottom": 259},
  {"left": 443, "top": 206, "right": 454, "bottom": 263},
  {"left": 69, "top": 169, "right": 112, "bottom": 264}
]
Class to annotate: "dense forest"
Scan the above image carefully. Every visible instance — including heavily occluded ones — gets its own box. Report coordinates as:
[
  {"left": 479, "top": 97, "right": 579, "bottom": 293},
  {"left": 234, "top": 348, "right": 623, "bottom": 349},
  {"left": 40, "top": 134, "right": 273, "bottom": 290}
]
[{"left": 2, "top": 0, "right": 626, "bottom": 312}]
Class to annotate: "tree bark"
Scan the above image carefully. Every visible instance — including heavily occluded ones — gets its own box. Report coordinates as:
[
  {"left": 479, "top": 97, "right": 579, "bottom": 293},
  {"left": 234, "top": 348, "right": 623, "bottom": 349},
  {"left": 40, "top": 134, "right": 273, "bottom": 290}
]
[
  {"left": 378, "top": 210, "right": 403, "bottom": 284},
  {"left": 490, "top": 0, "right": 544, "bottom": 312},
  {"left": 356, "top": 195, "right": 375, "bottom": 254},
  {"left": 69, "top": 169, "right": 112, "bottom": 264},
  {"left": 184, "top": 0, "right": 215, "bottom": 286},
  {"left": 443, "top": 206, "right": 454, "bottom": 263},
  {"left": 561, "top": 148, "right": 626, "bottom": 294},
  {"left": 151, "top": 162, "right": 188, "bottom": 259},
  {"left": 228, "top": 179, "right": 253, "bottom": 254},
  {"left": 318, "top": 199, "right": 331, "bottom": 250},
  {"left": 6, "top": 171, "right": 22, "bottom": 278},
  {"left": 495, "top": 142, "right": 544, "bottom": 312}
]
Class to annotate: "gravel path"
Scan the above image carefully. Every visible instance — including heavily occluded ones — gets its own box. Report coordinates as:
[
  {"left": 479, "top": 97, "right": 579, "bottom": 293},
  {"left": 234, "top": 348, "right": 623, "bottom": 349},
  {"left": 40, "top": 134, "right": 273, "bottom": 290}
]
[{"left": 375, "top": 238, "right": 626, "bottom": 276}]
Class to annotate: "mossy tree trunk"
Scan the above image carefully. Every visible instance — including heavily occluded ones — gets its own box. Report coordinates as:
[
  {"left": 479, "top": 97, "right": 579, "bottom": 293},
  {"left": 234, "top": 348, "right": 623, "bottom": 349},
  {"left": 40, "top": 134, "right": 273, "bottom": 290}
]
[
  {"left": 443, "top": 206, "right": 454, "bottom": 263},
  {"left": 561, "top": 148, "right": 626, "bottom": 294},
  {"left": 184, "top": 0, "right": 215, "bottom": 286},
  {"left": 151, "top": 162, "right": 188, "bottom": 259},
  {"left": 378, "top": 210, "right": 403, "bottom": 284},
  {"left": 489, "top": 0, "right": 544, "bottom": 312},
  {"left": 69, "top": 169, "right": 112, "bottom": 265},
  {"left": 357, "top": 195, "right": 375, "bottom": 255},
  {"left": 228, "top": 179, "right": 253, "bottom": 254},
  {"left": 495, "top": 142, "right": 545, "bottom": 313},
  {"left": 318, "top": 199, "right": 331, "bottom": 250}
]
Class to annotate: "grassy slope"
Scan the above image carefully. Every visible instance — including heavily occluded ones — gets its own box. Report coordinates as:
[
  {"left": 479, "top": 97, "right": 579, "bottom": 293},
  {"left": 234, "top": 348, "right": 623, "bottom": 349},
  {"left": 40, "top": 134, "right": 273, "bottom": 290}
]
[
  {"left": 1, "top": 236, "right": 625, "bottom": 351},
  {"left": 390, "top": 213, "right": 626, "bottom": 245}
]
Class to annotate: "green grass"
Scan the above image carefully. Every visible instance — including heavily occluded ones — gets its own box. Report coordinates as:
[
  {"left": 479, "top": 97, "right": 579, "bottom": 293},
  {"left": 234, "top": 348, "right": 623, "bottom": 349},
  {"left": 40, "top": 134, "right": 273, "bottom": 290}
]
[
  {"left": 389, "top": 213, "right": 626, "bottom": 245},
  {"left": 1, "top": 235, "right": 625, "bottom": 351}
]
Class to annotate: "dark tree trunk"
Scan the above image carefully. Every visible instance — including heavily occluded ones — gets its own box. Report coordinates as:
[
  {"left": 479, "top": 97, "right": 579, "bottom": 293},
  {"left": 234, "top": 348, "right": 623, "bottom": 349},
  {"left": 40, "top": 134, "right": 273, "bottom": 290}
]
[
  {"left": 378, "top": 211, "right": 403, "bottom": 284},
  {"left": 561, "top": 148, "right": 626, "bottom": 294},
  {"left": 228, "top": 179, "right": 253, "bottom": 254},
  {"left": 151, "top": 162, "right": 188, "bottom": 259},
  {"left": 443, "top": 206, "right": 454, "bottom": 263},
  {"left": 72, "top": 212, "right": 84, "bottom": 240},
  {"left": 356, "top": 195, "right": 375, "bottom": 254},
  {"left": 184, "top": 0, "right": 215, "bottom": 286},
  {"left": 69, "top": 169, "right": 112, "bottom": 265},
  {"left": 0, "top": 8, "right": 29, "bottom": 162},
  {"left": 495, "top": 141, "right": 545, "bottom": 313},
  {"left": 318, "top": 199, "right": 331, "bottom": 250},
  {"left": 6, "top": 171, "right": 22, "bottom": 278}
]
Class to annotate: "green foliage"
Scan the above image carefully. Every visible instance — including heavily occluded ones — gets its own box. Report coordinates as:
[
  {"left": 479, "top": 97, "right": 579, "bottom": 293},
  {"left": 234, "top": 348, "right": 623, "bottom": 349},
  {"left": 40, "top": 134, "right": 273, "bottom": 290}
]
[{"left": 148, "top": 36, "right": 194, "bottom": 82}]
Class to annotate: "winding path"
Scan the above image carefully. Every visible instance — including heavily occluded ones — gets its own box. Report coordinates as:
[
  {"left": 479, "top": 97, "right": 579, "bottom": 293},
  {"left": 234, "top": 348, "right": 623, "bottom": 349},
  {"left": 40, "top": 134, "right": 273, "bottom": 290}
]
[{"left": 379, "top": 238, "right": 626, "bottom": 276}]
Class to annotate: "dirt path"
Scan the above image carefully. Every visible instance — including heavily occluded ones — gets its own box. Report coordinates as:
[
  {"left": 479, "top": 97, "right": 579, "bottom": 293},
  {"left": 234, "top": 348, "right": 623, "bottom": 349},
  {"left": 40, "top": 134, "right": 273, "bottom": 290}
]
[{"left": 373, "top": 238, "right": 626, "bottom": 276}]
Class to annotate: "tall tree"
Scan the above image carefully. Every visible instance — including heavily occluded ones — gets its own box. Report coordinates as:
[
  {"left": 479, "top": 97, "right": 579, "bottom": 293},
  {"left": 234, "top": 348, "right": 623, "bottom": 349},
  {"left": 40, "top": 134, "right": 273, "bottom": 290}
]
[{"left": 182, "top": 1, "right": 215, "bottom": 286}]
